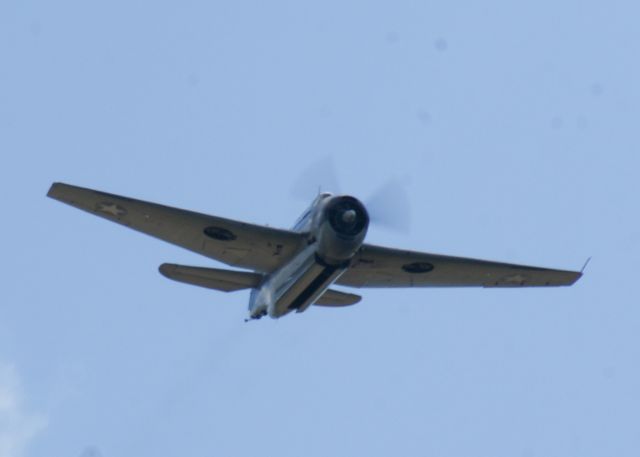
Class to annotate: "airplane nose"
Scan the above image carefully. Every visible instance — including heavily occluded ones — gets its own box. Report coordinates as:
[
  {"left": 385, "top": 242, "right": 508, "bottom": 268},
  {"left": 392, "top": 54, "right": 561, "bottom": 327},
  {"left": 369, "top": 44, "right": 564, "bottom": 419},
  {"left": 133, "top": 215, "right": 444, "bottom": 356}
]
[{"left": 342, "top": 209, "right": 357, "bottom": 224}]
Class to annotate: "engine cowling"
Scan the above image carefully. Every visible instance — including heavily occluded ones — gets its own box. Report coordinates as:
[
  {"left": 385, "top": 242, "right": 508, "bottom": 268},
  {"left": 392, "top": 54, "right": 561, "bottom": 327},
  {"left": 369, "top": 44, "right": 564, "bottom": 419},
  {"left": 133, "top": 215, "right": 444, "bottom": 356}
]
[{"left": 315, "top": 195, "right": 369, "bottom": 265}]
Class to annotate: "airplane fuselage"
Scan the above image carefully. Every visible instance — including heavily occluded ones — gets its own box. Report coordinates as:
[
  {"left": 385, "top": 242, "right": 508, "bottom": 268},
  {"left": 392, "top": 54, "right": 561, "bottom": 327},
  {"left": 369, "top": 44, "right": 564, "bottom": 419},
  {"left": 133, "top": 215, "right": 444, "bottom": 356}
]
[
  {"left": 248, "top": 244, "right": 348, "bottom": 318},
  {"left": 248, "top": 192, "right": 368, "bottom": 319}
]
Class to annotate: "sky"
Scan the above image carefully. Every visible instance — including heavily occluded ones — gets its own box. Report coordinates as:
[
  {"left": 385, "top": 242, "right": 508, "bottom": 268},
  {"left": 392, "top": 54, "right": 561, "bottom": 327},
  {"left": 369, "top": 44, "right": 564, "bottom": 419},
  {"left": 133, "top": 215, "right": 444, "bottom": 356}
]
[{"left": 1, "top": 0, "right": 639, "bottom": 456}]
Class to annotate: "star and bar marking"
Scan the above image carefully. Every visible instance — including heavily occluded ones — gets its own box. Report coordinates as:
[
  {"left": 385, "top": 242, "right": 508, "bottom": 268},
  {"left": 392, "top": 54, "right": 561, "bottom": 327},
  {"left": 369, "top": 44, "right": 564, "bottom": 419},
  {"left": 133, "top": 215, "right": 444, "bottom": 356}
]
[
  {"left": 500, "top": 274, "right": 529, "bottom": 285},
  {"left": 96, "top": 202, "right": 127, "bottom": 217}
]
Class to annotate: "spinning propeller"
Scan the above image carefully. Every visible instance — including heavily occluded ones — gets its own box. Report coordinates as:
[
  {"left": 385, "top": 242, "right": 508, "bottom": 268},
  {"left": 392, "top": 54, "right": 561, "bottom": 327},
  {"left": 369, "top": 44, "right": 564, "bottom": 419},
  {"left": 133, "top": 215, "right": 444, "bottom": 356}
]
[{"left": 291, "top": 157, "right": 411, "bottom": 233}]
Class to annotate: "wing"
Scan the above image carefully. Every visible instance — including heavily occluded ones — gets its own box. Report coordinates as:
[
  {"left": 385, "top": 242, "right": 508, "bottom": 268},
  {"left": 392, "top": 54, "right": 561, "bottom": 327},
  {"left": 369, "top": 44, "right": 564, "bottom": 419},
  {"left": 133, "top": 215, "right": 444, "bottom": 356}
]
[
  {"left": 337, "top": 244, "right": 582, "bottom": 288},
  {"left": 159, "top": 264, "right": 263, "bottom": 292},
  {"left": 47, "top": 183, "right": 306, "bottom": 273}
]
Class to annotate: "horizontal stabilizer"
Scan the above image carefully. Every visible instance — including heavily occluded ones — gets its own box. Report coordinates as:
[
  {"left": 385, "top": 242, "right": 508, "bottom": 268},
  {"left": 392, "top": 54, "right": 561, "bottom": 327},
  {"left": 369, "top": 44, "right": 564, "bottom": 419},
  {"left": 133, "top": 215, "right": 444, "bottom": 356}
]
[
  {"left": 314, "top": 289, "right": 361, "bottom": 307},
  {"left": 159, "top": 263, "right": 262, "bottom": 292}
]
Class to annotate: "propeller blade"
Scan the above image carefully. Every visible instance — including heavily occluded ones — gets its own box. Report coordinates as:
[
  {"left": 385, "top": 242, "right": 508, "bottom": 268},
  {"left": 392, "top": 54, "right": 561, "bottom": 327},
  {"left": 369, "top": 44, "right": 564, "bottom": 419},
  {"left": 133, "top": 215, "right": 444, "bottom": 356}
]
[
  {"left": 366, "top": 178, "right": 412, "bottom": 233},
  {"left": 290, "top": 157, "right": 341, "bottom": 200}
]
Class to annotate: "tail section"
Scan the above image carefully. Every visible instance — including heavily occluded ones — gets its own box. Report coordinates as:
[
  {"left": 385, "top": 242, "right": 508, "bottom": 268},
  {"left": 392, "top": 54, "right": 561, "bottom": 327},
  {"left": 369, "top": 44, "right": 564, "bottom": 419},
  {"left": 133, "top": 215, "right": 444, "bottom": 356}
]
[
  {"left": 314, "top": 288, "right": 361, "bottom": 307},
  {"left": 159, "top": 263, "right": 262, "bottom": 292}
]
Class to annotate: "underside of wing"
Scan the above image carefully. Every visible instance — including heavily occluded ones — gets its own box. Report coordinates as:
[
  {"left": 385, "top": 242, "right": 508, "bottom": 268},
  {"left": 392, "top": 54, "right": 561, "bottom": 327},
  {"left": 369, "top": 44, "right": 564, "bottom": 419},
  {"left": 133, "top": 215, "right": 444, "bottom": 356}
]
[
  {"left": 314, "top": 288, "right": 362, "bottom": 307},
  {"left": 159, "top": 263, "right": 262, "bottom": 292},
  {"left": 337, "top": 244, "right": 582, "bottom": 288},
  {"left": 48, "top": 183, "right": 307, "bottom": 273}
]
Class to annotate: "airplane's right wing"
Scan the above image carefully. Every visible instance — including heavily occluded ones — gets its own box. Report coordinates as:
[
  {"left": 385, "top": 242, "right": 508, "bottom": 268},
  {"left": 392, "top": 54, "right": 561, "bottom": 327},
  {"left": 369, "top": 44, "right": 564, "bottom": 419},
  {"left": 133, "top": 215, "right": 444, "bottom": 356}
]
[{"left": 48, "top": 183, "right": 307, "bottom": 273}]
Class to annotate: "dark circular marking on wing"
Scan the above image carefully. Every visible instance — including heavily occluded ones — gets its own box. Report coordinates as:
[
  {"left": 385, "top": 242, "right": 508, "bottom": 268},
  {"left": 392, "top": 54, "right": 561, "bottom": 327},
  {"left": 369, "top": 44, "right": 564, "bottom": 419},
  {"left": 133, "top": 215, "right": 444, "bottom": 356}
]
[
  {"left": 203, "top": 226, "right": 236, "bottom": 241},
  {"left": 402, "top": 262, "right": 434, "bottom": 273}
]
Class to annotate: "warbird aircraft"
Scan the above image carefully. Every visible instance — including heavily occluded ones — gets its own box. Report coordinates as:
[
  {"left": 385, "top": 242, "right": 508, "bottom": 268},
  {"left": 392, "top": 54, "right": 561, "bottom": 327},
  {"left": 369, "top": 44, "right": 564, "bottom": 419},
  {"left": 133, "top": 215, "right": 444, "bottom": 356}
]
[{"left": 47, "top": 183, "right": 582, "bottom": 320}]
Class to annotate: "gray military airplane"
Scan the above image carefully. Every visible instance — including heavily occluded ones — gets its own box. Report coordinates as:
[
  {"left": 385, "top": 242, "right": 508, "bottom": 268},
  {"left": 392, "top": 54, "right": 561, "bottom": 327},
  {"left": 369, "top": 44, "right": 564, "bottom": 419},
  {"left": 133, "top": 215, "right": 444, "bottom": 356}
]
[{"left": 48, "top": 183, "right": 582, "bottom": 320}]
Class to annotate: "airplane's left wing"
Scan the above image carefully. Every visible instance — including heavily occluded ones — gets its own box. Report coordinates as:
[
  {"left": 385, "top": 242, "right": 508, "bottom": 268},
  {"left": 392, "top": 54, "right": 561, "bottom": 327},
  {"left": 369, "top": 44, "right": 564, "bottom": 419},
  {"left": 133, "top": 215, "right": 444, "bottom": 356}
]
[
  {"left": 47, "top": 183, "right": 307, "bottom": 273},
  {"left": 337, "top": 243, "right": 582, "bottom": 288}
]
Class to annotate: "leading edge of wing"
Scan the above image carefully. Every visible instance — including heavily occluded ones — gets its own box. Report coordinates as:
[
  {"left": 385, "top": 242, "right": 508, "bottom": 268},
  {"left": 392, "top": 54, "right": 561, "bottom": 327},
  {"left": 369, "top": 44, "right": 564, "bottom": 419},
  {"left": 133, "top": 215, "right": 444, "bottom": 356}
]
[
  {"left": 337, "top": 243, "right": 583, "bottom": 288},
  {"left": 47, "top": 182, "right": 307, "bottom": 273}
]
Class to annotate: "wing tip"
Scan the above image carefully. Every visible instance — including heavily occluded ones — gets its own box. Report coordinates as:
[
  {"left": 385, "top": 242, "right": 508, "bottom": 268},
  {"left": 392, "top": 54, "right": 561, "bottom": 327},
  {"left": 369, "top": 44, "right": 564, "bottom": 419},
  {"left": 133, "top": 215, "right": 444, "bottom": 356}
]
[
  {"left": 47, "top": 182, "right": 62, "bottom": 198},
  {"left": 545, "top": 269, "right": 582, "bottom": 287},
  {"left": 47, "top": 182, "right": 73, "bottom": 200},
  {"left": 567, "top": 270, "right": 583, "bottom": 286}
]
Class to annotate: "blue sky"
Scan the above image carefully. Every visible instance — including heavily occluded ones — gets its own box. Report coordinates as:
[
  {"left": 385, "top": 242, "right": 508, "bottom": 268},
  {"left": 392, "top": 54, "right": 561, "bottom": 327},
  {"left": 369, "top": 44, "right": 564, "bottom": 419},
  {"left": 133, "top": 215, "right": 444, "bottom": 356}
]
[{"left": 1, "top": 1, "right": 639, "bottom": 456}]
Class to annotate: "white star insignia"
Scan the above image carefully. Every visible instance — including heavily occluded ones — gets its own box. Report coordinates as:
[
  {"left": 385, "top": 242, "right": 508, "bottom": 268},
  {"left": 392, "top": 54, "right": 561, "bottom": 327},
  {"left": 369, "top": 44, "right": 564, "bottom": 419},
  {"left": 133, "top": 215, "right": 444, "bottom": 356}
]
[
  {"left": 502, "top": 274, "right": 528, "bottom": 284},
  {"left": 96, "top": 202, "right": 126, "bottom": 217}
]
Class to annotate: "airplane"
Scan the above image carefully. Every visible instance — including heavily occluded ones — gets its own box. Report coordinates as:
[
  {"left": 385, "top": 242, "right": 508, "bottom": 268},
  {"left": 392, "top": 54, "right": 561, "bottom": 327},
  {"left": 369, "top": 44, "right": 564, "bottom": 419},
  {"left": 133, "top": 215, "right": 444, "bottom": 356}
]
[{"left": 47, "top": 182, "right": 582, "bottom": 321}]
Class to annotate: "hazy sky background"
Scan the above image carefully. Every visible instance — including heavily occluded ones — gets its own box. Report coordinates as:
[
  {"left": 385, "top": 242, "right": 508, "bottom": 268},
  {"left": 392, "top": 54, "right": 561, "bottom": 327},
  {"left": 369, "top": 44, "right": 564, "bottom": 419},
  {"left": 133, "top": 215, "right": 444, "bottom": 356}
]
[{"left": 2, "top": 1, "right": 639, "bottom": 456}]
